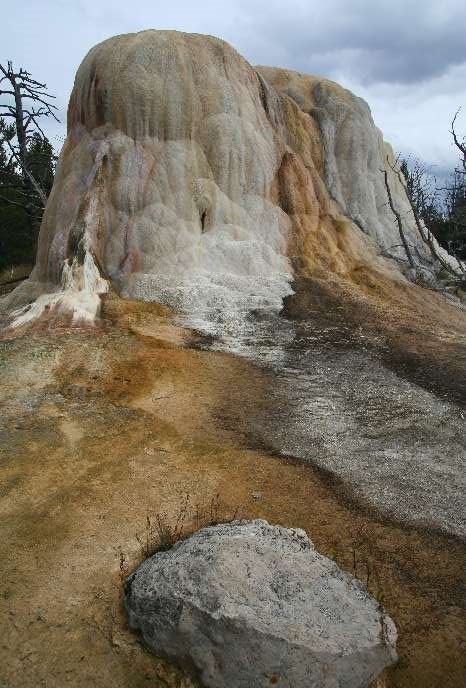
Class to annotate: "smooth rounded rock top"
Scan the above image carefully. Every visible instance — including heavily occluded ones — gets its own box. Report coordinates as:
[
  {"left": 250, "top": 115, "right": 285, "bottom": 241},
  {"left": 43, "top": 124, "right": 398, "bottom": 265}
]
[{"left": 125, "top": 519, "right": 397, "bottom": 688}]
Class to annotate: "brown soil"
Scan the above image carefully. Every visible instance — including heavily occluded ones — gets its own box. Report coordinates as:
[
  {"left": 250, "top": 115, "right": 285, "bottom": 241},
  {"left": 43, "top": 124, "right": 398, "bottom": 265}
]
[
  {"left": 0, "top": 277, "right": 29, "bottom": 297},
  {"left": 0, "top": 296, "right": 465, "bottom": 688},
  {"left": 285, "top": 272, "right": 466, "bottom": 405}
]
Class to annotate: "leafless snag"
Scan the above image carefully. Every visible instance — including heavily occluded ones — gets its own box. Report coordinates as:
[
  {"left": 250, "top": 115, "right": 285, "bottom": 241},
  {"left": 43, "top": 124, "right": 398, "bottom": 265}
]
[
  {"left": 451, "top": 109, "right": 466, "bottom": 175},
  {"left": 381, "top": 165, "right": 415, "bottom": 268},
  {"left": 389, "top": 157, "right": 463, "bottom": 277},
  {"left": 0, "top": 61, "right": 59, "bottom": 250}
]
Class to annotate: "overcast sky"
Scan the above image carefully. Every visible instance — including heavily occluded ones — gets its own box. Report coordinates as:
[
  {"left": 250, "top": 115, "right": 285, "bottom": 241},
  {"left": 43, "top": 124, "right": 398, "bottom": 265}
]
[{"left": 3, "top": 0, "right": 466, "bottom": 175}]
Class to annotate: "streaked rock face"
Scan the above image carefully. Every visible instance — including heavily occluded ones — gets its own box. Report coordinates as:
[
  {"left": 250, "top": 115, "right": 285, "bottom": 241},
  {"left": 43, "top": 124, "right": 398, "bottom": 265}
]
[
  {"left": 125, "top": 520, "right": 397, "bottom": 688},
  {"left": 258, "top": 67, "right": 417, "bottom": 249},
  {"left": 2, "top": 30, "right": 451, "bottom": 324},
  {"left": 36, "top": 32, "right": 292, "bottom": 305}
]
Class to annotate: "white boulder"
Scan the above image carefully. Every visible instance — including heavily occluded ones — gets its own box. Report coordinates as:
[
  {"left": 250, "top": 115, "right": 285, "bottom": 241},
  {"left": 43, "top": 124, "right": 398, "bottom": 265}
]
[{"left": 125, "top": 519, "right": 397, "bottom": 687}]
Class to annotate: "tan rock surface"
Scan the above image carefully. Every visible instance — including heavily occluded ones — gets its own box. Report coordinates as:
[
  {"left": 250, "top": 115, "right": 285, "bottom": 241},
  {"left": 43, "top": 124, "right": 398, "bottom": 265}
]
[
  {"left": 1, "top": 30, "right": 465, "bottom": 688},
  {"left": 3, "top": 29, "right": 456, "bottom": 327},
  {"left": 0, "top": 297, "right": 465, "bottom": 688}
]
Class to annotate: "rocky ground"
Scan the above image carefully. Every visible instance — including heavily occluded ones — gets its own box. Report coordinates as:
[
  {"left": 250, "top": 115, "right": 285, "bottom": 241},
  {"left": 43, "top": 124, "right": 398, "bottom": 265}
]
[
  {"left": 212, "top": 312, "right": 466, "bottom": 536},
  {"left": 126, "top": 520, "right": 398, "bottom": 688},
  {"left": 0, "top": 295, "right": 465, "bottom": 687}
]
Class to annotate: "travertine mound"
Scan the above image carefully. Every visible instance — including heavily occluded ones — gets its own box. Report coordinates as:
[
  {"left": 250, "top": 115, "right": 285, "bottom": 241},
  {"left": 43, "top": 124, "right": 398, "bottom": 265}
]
[
  {"left": 2, "top": 30, "right": 456, "bottom": 325},
  {"left": 257, "top": 66, "right": 420, "bottom": 250},
  {"left": 125, "top": 519, "right": 397, "bottom": 688}
]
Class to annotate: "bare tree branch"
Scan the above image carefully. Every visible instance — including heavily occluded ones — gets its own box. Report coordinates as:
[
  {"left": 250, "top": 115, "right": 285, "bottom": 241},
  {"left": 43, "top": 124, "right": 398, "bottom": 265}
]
[
  {"left": 381, "top": 164, "right": 415, "bottom": 268},
  {"left": 0, "top": 60, "right": 59, "bottom": 220},
  {"left": 4, "top": 137, "right": 48, "bottom": 206},
  {"left": 451, "top": 109, "right": 466, "bottom": 167},
  {"left": 0, "top": 192, "right": 29, "bottom": 208},
  {"left": 390, "top": 157, "right": 463, "bottom": 276}
]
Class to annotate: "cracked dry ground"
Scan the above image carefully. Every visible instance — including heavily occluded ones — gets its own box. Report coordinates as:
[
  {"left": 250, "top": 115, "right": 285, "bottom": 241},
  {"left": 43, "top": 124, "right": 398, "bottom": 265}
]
[{"left": 0, "top": 296, "right": 465, "bottom": 688}]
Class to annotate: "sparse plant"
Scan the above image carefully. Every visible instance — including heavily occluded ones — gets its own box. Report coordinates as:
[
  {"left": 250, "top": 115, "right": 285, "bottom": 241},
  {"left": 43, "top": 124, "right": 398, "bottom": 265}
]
[
  {"left": 349, "top": 524, "right": 387, "bottom": 609},
  {"left": 378, "top": 600, "right": 390, "bottom": 646},
  {"left": 131, "top": 493, "right": 240, "bottom": 563},
  {"left": 376, "top": 590, "right": 385, "bottom": 607},
  {"left": 118, "top": 549, "right": 128, "bottom": 583},
  {"left": 194, "top": 492, "right": 239, "bottom": 530}
]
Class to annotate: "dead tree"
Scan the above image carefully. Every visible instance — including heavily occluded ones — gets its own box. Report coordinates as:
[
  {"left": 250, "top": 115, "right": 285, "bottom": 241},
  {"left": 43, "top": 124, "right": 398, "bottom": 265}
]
[
  {"left": 0, "top": 61, "right": 59, "bottom": 243},
  {"left": 451, "top": 109, "right": 466, "bottom": 175},
  {"left": 389, "top": 157, "right": 463, "bottom": 277},
  {"left": 446, "top": 111, "right": 466, "bottom": 266},
  {"left": 399, "top": 157, "right": 438, "bottom": 219},
  {"left": 381, "top": 166, "right": 415, "bottom": 268}
]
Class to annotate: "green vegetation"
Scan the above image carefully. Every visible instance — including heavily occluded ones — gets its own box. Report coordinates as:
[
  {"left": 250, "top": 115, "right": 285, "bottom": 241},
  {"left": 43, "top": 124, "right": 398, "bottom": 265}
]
[
  {"left": 0, "top": 61, "right": 59, "bottom": 274},
  {"left": 400, "top": 114, "right": 466, "bottom": 262},
  {"left": 0, "top": 119, "right": 56, "bottom": 270}
]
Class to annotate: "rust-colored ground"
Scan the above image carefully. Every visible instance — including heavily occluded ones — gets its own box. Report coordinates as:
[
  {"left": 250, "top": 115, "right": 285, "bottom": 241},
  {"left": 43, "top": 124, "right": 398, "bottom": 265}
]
[{"left": 0, "top": 296, "right": 465, "bottom": 688}]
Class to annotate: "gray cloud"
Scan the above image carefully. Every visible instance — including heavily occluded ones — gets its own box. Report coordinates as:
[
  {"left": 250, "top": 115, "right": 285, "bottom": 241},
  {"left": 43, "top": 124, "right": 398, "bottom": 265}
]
[
  {"left": 2, "top": 0, "right": 466, "bottom": 170},
  {"left": 233, "top": 0, "right": 466, "bottom": 85}
]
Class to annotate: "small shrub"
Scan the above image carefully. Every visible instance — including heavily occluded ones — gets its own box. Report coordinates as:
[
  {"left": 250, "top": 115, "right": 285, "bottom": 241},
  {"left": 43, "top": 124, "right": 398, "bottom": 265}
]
[
  {"left": 133, "top": 493, "right": 240, "bottom": 562},
  {"left": 349, "top": 523, "right": 387, "bottom": 607}
]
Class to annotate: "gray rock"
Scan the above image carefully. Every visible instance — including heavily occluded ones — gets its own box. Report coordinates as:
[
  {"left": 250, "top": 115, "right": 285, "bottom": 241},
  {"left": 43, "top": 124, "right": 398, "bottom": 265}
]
[{"left": 125, "top": 520, "right": 397, "bottom": 688}]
